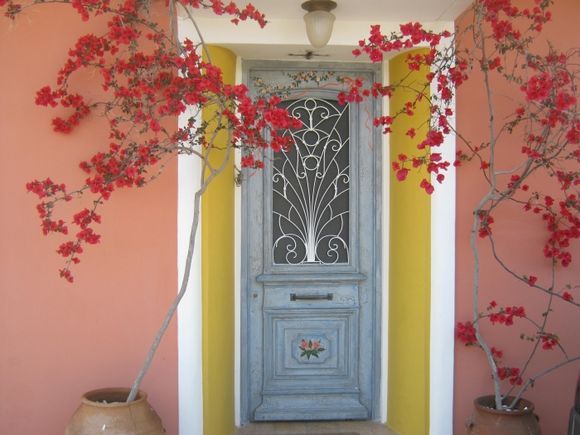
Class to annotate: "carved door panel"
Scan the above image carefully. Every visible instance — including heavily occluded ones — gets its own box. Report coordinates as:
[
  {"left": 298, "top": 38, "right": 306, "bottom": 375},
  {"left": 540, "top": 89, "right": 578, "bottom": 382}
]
[{"left": 242, "top": 62, "right": 381, "bottom": 422}]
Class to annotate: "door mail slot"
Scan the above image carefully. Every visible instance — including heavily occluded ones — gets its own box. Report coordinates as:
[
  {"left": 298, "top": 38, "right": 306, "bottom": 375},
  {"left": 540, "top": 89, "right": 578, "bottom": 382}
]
[
  {"left": 264, "top": 285, "right": 358, "bottom": 309},
  {"left": 290, "top": 293, "right": 334, "bottom": 301}
]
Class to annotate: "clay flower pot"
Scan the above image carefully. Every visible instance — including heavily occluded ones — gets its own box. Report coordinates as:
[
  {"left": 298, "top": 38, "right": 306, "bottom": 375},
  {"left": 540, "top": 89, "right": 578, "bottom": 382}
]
[
  {"left": 65, "top": 388, "right": 165, "bottom": 435},
  {"left": 467, "top": 395, "right": 541, "bottom": 435}
]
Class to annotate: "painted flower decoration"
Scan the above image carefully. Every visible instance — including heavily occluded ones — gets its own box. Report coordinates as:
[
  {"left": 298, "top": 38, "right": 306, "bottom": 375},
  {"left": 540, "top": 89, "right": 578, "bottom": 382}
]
[{"left": 299, "top": 339, "right": 325, "bottom": 360}]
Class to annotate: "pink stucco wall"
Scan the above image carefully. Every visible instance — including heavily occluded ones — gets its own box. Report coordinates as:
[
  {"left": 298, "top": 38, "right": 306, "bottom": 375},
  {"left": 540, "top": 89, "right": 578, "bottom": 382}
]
[
  {"left": 454, "top": 1, "right": 580, "bottom": 434},
  {"left": 2, "top": 2, "right": 578, "bottom": 435},
  {"left": 0, "top": 5, "right": 178, "bottom": 435}
]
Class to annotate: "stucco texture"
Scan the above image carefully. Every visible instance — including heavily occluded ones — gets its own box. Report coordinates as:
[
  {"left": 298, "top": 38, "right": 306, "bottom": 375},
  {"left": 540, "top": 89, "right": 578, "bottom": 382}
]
[
  {"left": 0, "top": 4, "right": 178, "bottom": 435},
  {"left": 454, "top": 1, "right": 580, "bottom": 434},
  {"left": 388, "top": 49, "right": 432, "bottom": 435}
]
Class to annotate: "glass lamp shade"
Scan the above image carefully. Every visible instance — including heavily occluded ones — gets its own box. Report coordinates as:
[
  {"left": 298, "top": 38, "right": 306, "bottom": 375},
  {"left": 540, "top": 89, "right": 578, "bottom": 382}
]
[{"left": 303, "top": 10, "right": 335, "bottom": 48}]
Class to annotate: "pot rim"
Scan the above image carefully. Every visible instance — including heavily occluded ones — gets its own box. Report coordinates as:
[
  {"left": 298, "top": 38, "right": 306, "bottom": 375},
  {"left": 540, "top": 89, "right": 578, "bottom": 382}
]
[
  {"left": 81, "top": 387, "right": 147, "bottom": 407},
  {"left": 474, "top": 395, "right": 535, "bottom": 416}
]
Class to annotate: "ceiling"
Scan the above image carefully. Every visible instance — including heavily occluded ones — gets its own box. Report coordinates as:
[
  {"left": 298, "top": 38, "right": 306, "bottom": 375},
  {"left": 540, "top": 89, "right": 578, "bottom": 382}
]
[
  {"left": 195, "top": 0, "right": 473, "bottom": 23},
  {"left": 190, "top": 0, "right": 473, "bottom": 61}
]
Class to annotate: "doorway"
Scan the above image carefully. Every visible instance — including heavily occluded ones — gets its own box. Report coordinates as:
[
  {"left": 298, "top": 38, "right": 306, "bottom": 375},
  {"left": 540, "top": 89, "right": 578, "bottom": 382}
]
[{"left": 240, "top": 61, "right": 382, "bottom": 422}]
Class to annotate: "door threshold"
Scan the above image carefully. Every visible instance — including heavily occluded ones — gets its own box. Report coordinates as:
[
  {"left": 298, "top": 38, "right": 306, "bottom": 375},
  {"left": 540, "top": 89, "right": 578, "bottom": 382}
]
[{"left": 236, "top": 421, "right": 397, "bottom": 435}]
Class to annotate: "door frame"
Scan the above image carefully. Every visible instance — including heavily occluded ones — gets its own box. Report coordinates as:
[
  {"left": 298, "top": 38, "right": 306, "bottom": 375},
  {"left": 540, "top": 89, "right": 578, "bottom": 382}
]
[{"left": 239, "top": 60, "right": 383, "bottom": 424}]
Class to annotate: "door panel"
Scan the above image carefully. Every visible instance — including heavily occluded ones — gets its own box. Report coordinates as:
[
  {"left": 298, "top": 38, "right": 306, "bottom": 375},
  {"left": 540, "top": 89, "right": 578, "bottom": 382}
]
[{"left": 242, "top": 62, "right": 381, "bottom": 422}]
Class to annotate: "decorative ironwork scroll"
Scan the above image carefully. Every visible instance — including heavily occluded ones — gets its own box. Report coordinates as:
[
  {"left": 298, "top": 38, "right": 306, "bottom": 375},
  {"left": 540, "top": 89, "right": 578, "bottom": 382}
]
[{"left": 272, "top": 98, "right": 350, "bottom": 265}]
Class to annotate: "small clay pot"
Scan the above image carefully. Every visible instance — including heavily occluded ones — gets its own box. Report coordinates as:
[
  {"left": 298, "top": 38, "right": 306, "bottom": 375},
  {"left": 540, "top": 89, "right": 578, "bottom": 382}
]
[
  {"left": 467, "top": 395, "right": 541, "bottom": 435},
  {"left": 65, "top": 388, "right": 165, "bottom": 435}
]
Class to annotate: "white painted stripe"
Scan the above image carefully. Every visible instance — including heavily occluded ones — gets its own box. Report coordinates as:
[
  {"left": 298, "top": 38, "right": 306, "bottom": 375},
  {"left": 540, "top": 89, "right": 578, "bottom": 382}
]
[
  {"left": 234, "top": 55, "right": 243, "bottom": 428},
  {"left": 177, "top": 142, "right": 204, "bottom": 435},
  {"left": 177, "top": 15, "right": 204, "bottom": 435},
  {"left": 429, "top": 31, "right": 456, "bottom": 435},
  {"left": 380, "top": 59, "right": 390, "bottom": 425}
]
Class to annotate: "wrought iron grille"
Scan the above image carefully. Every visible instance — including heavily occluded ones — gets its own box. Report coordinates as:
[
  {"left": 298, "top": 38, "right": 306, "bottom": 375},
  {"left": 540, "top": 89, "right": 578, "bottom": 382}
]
[{"left": 272, "top": 98, "right": 350, "bottom": 265}]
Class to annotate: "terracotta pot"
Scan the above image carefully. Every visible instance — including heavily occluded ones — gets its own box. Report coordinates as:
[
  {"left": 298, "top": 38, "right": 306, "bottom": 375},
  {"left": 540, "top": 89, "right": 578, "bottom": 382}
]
[
  {"left": 65, "top": 388, "right": 165, "bottom": 435},
  {"left": 467, "top": 395, "right": 541, "bottom": 435}
]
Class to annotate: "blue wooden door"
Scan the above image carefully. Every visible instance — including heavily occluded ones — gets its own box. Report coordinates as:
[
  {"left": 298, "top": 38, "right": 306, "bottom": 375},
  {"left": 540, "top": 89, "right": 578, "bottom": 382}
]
[{"left": 241, "top": 61, "right": 382, "bottom": 422}]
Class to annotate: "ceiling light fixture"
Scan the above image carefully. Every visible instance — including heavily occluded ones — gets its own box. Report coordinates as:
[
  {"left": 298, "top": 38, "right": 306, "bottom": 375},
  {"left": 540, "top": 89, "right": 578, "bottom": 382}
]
[{"left": 301, "top": 0, "right": 337, "bottom": 49}]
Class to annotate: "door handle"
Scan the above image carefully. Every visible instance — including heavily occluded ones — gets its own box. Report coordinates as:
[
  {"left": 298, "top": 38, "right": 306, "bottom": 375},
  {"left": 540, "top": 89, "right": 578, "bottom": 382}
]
[{"left": 290, "top": 293, "right": 333, "bottom": 301}]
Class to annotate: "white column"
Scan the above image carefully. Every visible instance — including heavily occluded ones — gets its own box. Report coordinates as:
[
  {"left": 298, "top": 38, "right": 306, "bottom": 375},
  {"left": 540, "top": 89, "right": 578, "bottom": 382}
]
[
  {"left": 429, "top": 32, "right": 456, "bottom": 435},
  {"left": 177, "top": 15, "right": 204, "bottom": 435}
]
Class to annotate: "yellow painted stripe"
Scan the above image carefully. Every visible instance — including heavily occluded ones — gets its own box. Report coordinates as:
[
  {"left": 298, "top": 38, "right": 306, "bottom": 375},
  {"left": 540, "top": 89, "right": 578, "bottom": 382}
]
[
  {"left": 201, "top": 45, "right": 236, "bottom": 435},
  {"left": 388, "top": 49, "right": 431, "bottom": 435}
]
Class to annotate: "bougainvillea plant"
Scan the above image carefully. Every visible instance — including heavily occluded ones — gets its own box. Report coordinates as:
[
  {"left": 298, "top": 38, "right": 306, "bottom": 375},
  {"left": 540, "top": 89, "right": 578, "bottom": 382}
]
[
  {"left": 4, "top": 0, "right": 299, "bottom": 402},
  {"left": 340, "top": 0, "right": 578, "bottom": 411}
]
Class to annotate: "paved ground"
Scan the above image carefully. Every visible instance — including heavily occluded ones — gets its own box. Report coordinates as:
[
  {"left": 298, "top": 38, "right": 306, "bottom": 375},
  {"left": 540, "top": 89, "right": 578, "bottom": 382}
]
[{"left": 236, "top": 421, "right": 397, "bottom": 435}]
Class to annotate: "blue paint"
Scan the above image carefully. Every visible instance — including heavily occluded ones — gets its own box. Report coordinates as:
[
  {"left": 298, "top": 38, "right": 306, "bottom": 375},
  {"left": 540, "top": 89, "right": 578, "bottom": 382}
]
[{"left": 241, "top": 61, "right": 382, "bottom": 423}]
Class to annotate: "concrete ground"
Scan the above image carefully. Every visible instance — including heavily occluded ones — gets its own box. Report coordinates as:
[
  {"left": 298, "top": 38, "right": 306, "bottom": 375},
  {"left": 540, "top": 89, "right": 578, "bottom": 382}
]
[{"left": 236, "top": 421, "right": 397, "bottom": 435}]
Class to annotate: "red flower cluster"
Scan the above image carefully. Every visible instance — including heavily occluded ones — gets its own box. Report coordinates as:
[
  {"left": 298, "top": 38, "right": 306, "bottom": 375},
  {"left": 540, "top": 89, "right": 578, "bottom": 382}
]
[
  {"left": 562, "top": 291, "right": 574, "bottom": 302},
  {"left": 539, "top": 333, "right": 559, "bottom": 350},
  {"left": 25, "top": 178, "right": 67, "bottom": 199},
  {"left": 456, "top": 321, "right": 477, "bottom": 345},
  {"left": 108, "top": 16, "right": 140, "bottom": 44},
  {"left": 182, "top": 0, "right": 266, "bottom": 27},
  {"left": 497, "top": 366, "right": 522, "bottom": 385},
  {"left": 71, "top": 0, "right": 109, "bottom": 21},
  {"left": 490, "top": 345, "right": 524, "bottom": 385},
  {"left": 525, "top": 71, "right": 551, "bottom": 101},
  {"left": 477, "top": 210, "right": 495, "bottom": 238},
  {"left": 482, "top": 0, "right": 551, "bottom": 43},
  {"left": 490, "top": 346, "right": 503, "bottom": 359},
  {"left": 488, "top": 305, "right": 526, "bottom": 326},
  {"left": 535, "top": 194, "right": 579, "bottom": 268},
  {"left": 73, "top": 209, "right": 102, "bottom": 229},
  {"left": 52, "top": 94, "right": 91, "bottom": 133}
]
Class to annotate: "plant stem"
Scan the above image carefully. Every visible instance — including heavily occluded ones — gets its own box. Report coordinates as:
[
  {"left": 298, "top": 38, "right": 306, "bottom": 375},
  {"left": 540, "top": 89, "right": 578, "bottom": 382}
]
[
  {"left": 127, "top": 126, "right": 232, "bottom": 402},
  {"left": 124, "top": 1, "right": 239, "bottom": 402},
  {"left": 471, "top": 1, "right": 503, "bottom": 410},
  {"left": 509, "top": 356, "right": 580, "bottom": 408}
]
